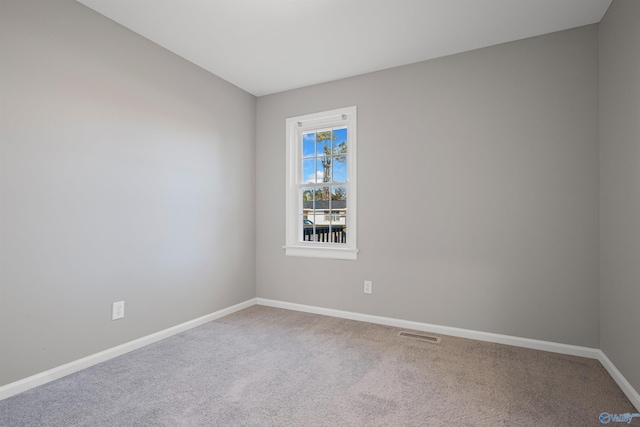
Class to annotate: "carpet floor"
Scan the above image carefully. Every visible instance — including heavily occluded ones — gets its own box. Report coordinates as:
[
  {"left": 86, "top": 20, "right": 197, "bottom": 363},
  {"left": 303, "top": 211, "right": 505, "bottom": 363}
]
[{"left": 0, "top": 305, "right": 636, "bottom": 426}]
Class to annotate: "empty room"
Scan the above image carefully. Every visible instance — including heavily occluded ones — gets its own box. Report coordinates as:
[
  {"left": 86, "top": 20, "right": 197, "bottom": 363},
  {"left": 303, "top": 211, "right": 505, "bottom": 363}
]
[{"left": 1, "top": 0, "right": 639, "bottom": 425}]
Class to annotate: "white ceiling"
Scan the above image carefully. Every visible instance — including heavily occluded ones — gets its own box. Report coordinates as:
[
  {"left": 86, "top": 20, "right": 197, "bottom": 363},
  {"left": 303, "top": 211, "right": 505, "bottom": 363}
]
[{"left": 76, "top": 0, "right": 612, "bottom": 97}]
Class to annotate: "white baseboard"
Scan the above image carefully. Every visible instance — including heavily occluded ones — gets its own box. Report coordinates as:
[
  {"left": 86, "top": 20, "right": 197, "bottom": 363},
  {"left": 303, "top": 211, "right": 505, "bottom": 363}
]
[
  {"left": 257, "top": 297, "right": 639, "bottom": 412},
  {"left": 0, "top": 298, "right": 257, "bottom": 401},
  {"left": 3, "top": 296, "right": 638, "bottom": 413},
  {"left": 598, "top": 351, "right": 640, "bottom": 411},
  {"left": 257, "top": 298, "right": 600, "bottom": 358}
]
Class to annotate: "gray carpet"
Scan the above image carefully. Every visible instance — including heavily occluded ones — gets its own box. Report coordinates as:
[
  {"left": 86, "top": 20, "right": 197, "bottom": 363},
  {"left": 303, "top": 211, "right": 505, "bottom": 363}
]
[{"left": 0, "top": 305, "right": 635, "bottom": 426}]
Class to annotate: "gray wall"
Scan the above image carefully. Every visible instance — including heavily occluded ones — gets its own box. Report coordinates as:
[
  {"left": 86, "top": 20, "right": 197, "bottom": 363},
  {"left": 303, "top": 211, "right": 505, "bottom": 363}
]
[
  {"left": 599, "top": 0, "right": 640, "bottom": 395},
  {"left": 0, "top": 0, "right": 256, "bottom": 386},
  {"left": 256, "top": 25, "right": 600, "bottom": 348}
]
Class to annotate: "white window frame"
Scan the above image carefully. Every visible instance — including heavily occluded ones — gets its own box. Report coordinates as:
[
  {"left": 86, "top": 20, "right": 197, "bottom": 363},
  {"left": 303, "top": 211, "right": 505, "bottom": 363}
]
[{"left": 284, "top": 106, "right": 358, "bottom": 260}]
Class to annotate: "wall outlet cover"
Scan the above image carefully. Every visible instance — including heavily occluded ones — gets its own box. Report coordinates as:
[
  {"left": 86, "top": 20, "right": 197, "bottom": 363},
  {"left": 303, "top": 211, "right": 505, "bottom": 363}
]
[
  {"left": 112, "top": 301, "right": 125, "bottom": 320},
  {"left": 364, "top": 280, "right": 372, "bottom": 294}
]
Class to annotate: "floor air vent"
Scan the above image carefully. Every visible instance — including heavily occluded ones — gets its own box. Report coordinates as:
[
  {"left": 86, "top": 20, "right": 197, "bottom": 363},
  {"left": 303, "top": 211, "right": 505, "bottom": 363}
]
[{"left": 398, "top": 331, "right": 441, "bottom": 344}]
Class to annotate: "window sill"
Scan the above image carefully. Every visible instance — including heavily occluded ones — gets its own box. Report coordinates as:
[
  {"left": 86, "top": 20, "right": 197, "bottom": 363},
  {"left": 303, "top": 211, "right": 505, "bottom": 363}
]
[{"left": 283, "top": 245, "right": 358, "bottom": 261}]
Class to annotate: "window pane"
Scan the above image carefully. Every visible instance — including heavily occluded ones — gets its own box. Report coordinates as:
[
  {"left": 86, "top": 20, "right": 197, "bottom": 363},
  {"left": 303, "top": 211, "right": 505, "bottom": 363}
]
[
  {"left": 330, "top": 186, "right": 347, "bottom": 244},
  {"left": 317, "top": 157, "right": 331, "bottom": 183},
  {"left": 330, "top": 185, "right": 347, "bottom": 202},
  {"left": 302, "top": 159, "right": 316, "bottom": 183},
  {"left": 332, "top": 215, "right": 347, "bottom": 243},
  {"left": 301, "top": 214, "right": 314, "bottom": 242},
  {"left": 302, "top": 132, "right": 315, "bottom": 158},
  {"left": 333, "top": 157, "right": 347, "bottom": 182},
  {"left": 316, "top": 130, "right": 332, "bottom": 157},
  {"left": 333, "top": 127, "right": 347, "bottom": 154},
  {"left": 302, "top": 188, "right": 315, "bottom": 203},
  {"left": 301, "top": 189, "right": 316, "bottom": 242},
  {"left": 317, "top": 186, "right": 330, "bottom": 242},
  {"left": 317, "top": 186, "right": 330, "bottom": 208}
]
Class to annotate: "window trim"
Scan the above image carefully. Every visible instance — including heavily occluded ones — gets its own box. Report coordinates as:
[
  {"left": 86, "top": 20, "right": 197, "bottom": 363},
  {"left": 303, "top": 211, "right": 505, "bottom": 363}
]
[{"left": 284, "top": 106, "right": 358, "bottom": 260}]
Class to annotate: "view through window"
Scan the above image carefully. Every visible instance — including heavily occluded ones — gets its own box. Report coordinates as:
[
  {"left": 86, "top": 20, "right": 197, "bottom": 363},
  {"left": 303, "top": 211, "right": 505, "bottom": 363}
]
[{"left": 301, "top": 127, "right": 348, "bottom": 244}]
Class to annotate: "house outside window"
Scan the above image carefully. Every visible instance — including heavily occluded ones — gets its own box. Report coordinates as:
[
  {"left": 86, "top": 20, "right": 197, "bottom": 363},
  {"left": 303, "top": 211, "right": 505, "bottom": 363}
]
[{"left": 285, "top": 106, "right": 358, "bottom": 260}]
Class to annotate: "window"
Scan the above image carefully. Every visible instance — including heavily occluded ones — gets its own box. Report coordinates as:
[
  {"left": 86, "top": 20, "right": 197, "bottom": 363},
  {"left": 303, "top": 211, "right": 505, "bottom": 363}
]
[{"left": 285, "top": 106, "right": 357, "bottom": 260}]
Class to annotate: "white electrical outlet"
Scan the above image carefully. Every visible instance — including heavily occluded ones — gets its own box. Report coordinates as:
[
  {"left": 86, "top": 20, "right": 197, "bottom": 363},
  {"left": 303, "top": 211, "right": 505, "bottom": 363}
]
[
  {"left": 364, "top": 280, "right": 372, "bottom": 294},
  {"left": 112, "top": 301, "right": 125, "bottom": 320}
]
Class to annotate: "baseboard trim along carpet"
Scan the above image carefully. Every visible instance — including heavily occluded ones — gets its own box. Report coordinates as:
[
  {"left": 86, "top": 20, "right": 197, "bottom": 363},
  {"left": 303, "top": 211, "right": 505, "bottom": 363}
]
[
  {"left": 256, "top": 298, "right": 640, "bottom": 411},
  {"left": 0, "top": 298, "right": 257, "bottom": 401},
  {"left": 597, "top": 350, "right": 640, "bottom": 411},
  {"left": 256, "top": 298, "right": 599, "bottom": 357},
  {"left": 2, "top": 297, "right": 638, "bottom": 411}
]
